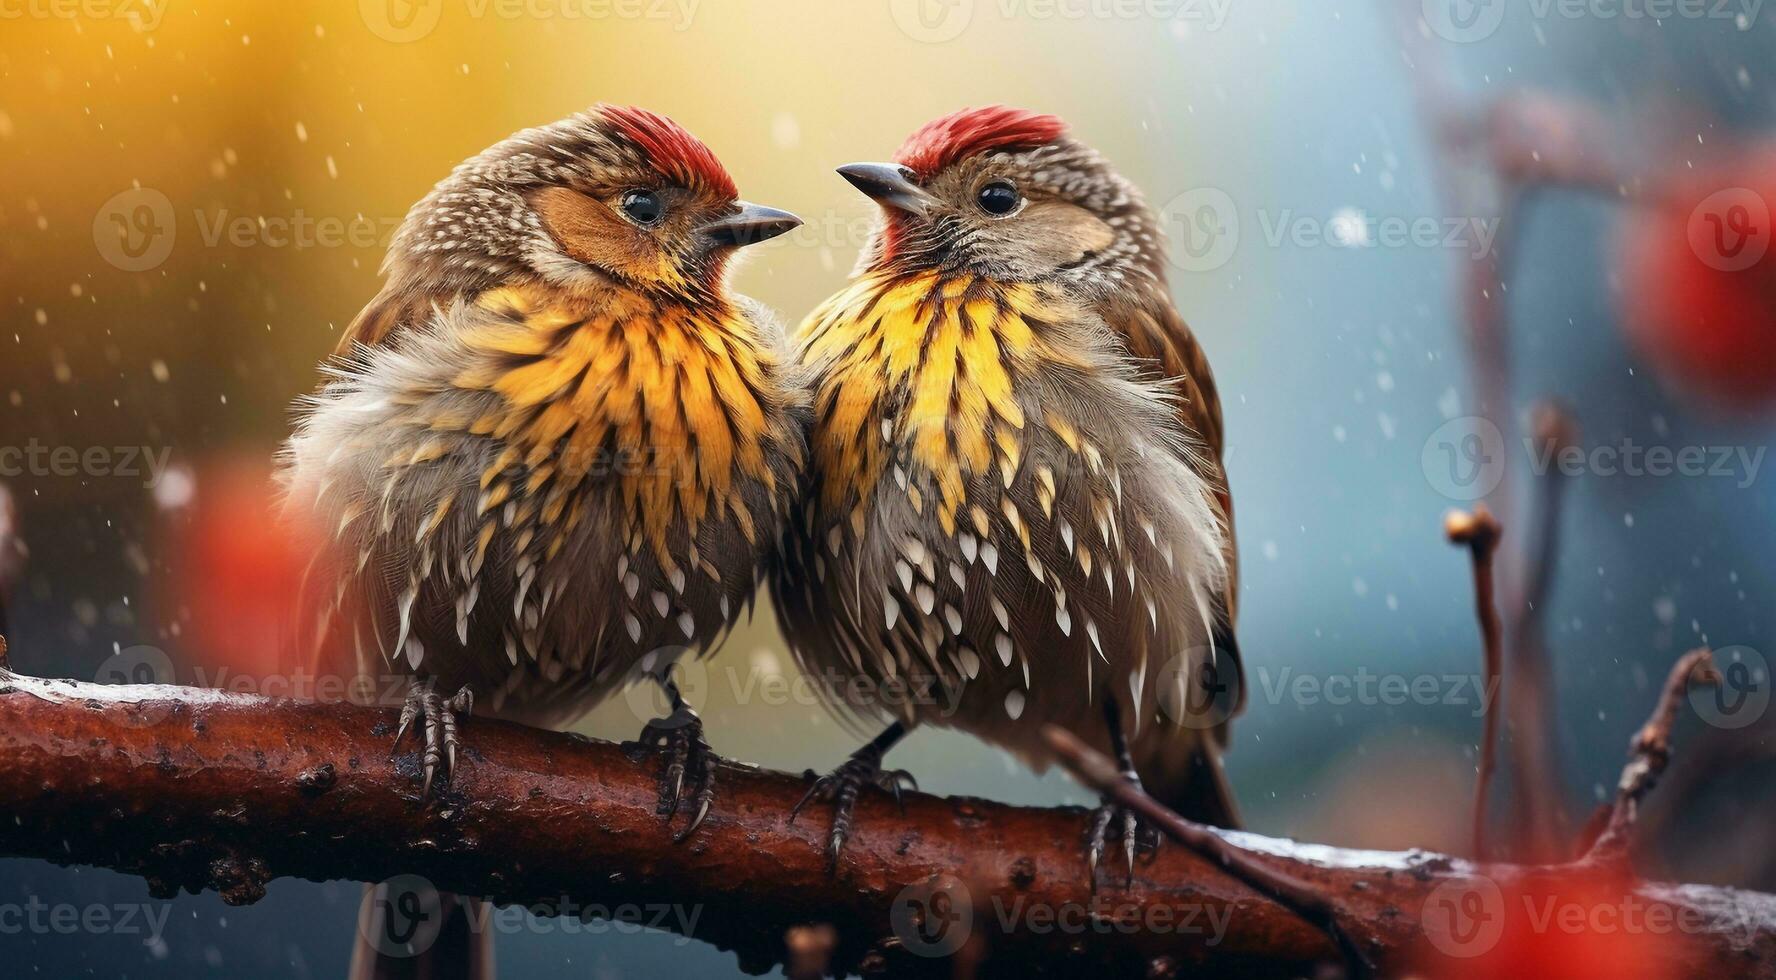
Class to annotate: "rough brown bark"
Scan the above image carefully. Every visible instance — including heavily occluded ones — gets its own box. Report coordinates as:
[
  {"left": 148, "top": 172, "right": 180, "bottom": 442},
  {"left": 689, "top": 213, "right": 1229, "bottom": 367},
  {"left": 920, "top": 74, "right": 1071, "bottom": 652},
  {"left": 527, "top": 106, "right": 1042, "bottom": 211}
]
[{"left": 1, "top": 669, "right": 1772, "bottom": 978}]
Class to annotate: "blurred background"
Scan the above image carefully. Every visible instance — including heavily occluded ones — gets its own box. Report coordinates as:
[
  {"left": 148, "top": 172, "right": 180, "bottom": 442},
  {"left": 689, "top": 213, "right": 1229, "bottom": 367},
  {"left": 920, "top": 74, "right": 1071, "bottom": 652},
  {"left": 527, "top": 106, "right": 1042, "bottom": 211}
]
[{"left": 2, "top": 0, "right": 1773, "bottom": 976}]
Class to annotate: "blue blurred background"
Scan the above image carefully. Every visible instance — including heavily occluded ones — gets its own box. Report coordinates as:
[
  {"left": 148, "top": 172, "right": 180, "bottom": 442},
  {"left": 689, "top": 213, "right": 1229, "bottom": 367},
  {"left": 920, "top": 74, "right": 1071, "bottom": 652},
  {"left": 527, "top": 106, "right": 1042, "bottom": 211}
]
[{"left": 2, "top": 0, "right": 1773, "bottom": 975}]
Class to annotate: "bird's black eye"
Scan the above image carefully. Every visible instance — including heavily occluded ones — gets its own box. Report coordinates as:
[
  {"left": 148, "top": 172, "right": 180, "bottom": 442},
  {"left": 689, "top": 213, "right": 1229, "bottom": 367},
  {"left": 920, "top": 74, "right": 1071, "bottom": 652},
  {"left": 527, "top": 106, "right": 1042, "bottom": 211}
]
[
  {"left": 620, "top": 189, "right": 663, "bottom": 225},
  {"left": 976, "top": 180, "right": 1021, "bottom": 216}
]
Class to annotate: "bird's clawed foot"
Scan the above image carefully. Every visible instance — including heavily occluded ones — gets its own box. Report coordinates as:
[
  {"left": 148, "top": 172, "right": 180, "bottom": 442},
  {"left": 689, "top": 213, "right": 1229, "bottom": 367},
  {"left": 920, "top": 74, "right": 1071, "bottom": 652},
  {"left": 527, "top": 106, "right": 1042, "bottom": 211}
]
[
  {"left": 637, "top": 707, "right": 718, "bottom": 842},
  {"left": 393, "top": 683, "right": 474, "bottom": 797},
  {"left": 789, "top": 748, "right": 917, "bottom": 867},
  {"left": 1086, "top": 773, "right": 1161, "bottom": 891}
]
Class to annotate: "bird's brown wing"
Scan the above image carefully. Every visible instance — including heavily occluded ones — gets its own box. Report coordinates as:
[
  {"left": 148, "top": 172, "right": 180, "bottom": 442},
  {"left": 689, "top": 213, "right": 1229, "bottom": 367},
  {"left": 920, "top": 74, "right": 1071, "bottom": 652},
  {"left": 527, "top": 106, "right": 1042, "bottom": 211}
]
[
  {"left": 1099, "top": 289, "right": 1246, "bottom": 799},
  {"left": 333, "top": 282, "right": 449, "bottom": 356},
  {"left": 1099, "top": 290, "right": 1237, "bottom": 613}
]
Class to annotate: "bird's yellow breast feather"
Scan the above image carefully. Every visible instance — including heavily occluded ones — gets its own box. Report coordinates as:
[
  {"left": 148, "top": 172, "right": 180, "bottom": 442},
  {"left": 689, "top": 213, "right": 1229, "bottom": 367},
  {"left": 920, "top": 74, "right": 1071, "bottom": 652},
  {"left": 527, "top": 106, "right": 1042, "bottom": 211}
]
[
  {"left": 447, "top": 284, "right": 779, "bottom": 570},
  {"left": 797, "top": 271, "right": 1083, "bottom": 537}
]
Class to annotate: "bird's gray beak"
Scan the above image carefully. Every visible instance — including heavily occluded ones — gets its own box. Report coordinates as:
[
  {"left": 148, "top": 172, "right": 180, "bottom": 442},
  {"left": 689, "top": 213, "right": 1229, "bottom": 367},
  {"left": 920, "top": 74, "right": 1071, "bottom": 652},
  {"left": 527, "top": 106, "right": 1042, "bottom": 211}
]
[
  {"left": 837, "top": 162, "right": 937, "bottom": 216},
  {"left": 700, "top": 202, "right": 802, "bottom": 248}
]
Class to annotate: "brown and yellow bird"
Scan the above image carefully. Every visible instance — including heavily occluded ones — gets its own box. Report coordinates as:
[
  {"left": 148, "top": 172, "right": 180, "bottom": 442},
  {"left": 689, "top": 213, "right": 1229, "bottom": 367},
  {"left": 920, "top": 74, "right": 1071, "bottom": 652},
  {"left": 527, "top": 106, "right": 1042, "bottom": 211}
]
[
  {"left": 774, "top": 107, "right": 1244, "bottom": 878},
  {"left": 280, "top": 105, "right": 804, "bottom": 833}
]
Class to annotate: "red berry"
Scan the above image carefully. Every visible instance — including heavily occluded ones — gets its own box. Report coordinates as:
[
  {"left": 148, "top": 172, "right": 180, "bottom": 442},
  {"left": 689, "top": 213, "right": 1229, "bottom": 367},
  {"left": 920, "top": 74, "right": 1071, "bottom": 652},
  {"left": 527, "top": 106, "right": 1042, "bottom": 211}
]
[{"left": 1618, "top": 142, "right": 1776, "bottom": 411}]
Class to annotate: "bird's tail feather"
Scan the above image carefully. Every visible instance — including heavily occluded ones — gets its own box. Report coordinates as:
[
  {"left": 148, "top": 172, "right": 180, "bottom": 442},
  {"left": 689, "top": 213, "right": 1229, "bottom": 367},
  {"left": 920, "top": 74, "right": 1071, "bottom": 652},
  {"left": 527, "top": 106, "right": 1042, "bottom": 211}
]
[{"left": 1141, "top": 742, "right": 1242, "bottom": 830}]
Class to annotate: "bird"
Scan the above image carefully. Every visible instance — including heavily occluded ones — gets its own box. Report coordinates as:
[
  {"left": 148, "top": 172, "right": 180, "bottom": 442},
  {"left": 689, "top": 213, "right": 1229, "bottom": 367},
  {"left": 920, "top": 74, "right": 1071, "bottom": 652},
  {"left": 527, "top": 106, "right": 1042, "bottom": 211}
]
[
  {"left": 773, "top": 106, "right": 1244, "bottom": 881},
  {"left": 278, "top": 105, "right": 805, "bottom": 976}
]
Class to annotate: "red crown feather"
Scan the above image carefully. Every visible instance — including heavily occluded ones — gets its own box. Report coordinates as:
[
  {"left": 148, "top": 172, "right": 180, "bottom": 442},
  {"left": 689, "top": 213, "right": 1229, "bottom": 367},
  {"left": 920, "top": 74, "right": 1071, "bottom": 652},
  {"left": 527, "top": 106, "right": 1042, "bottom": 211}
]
[
  {"left": 893, "top": 106, "right": 1067, "bottom": 178},
  {"left": 599, "top": 104, "right": 737, "bottom": 199}
]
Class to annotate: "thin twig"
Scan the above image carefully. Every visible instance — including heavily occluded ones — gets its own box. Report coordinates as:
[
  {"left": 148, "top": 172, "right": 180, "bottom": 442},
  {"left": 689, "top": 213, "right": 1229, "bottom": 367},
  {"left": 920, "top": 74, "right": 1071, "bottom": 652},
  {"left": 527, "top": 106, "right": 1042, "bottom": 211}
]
[
  {"left": 1043, "top": 725, "right": 1375, "bottom": 979},
  {"left": 1498, "top": 397, "right": 1584, "bottom": 859},
  {"left": 1508, "top": 401, "right": 1580, "bottom": 859},
  {"left": 1584, "top": 648, "right": 1720, "bottom": 864},
  {"left": 1445, "top": 505, "right": 1503, "bottom": 861}
]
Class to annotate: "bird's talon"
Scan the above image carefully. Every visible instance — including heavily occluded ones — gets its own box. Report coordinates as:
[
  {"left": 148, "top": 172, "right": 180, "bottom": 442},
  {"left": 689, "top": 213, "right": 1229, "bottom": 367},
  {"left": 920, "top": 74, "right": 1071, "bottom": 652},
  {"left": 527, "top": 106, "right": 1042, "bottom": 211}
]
[
  {"left": 791, "top": 747, "right": 913, "bottom": 867},
  {"left": 675, "top": 797, "right": 712, "bottom": 843},
  {"left": 392, "top": 683, "right": 471, "bottom": 798},
  {"left": 879, "top": 768, "right": 915, "bottom": 812},
  {"left": 638, "top": 712, "right": 719, "bottom": 841},
  {"left": 788, "top": 778, "right": 826, "bottom": 823},
  {"left": 1084, "top": 776, "right": 1158, "bottom": 890}
]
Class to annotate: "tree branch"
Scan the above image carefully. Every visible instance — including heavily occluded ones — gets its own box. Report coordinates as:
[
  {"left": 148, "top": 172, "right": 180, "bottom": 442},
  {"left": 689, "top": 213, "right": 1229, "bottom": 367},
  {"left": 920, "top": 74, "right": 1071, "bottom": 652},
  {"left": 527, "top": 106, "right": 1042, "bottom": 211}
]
[
  {"left": 1584, "top": 648, "right": 1720, "bottom": 864},
  {"left": 1500, "top": 401, "right": 1581, "bottom": 861},
  {"left": 2, "top": 668, "right": 1772, "bottom": 978},
  {"left": 1446, "top": 505, "right": 1504, "bottom": 861}
]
